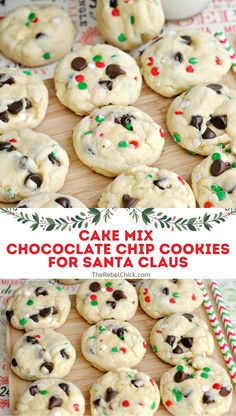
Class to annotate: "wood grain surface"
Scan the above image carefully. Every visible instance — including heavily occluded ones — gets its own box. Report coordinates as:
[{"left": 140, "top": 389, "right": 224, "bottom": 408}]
[
  {"left": 1, "top": 67, "right": 236, "bottom": 208},
  {"left": 7, "top": 281, "right": 236, "bottom": 416}
]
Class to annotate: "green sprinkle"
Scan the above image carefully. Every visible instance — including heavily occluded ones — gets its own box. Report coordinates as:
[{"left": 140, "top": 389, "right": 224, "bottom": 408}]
[
  {"left": 118, "top": 141, "right": 128, "bottom": 148},
  {"left": 152, "top": 345, "right": 158, "bottom": 353},
  {"left": 19, "top": 318, "right": 27, "bottom": 327},
  {"left": 146, "top": 174, "right": 153, "bottom": 178},
  {"left": 56, "top": 286, "right": 62, "bottom": 291},
  {"left": 184, "top": 88, "right": 192, "bottom": 95},
  {"left": 25, "top": 21, "right": 30, "bottom": 27},
  {"left": 128, "top": 374, "right": 132, "bottom": 378},
  {"left": 84, "top": 130, "right": 93, "bottom": 135},
  {"left": 118, "top": 33, "right": 126, "bottom": 42},
  {"left": 111, "top": 54, "right": 118, "bottom": 59},
  {"left": 188, "top": 57, "right": 198, "bottom": 64},
  {"left": 216, "top": 143, "right": 225, "bottom": 148},
  {"left": 231, "top": 161, "right": 236, "bottom": 168},
  {"left": 91, "top": 300, "right": 98, "bottom": 306},
  {"left": 201, "top": 372, "right": 208, "bottom": 379},
  {"left": 172, "top": 389, "right": 183, "bottom": 402},
  {"left": 51, "top": 151, "right": 56, "bottom": 158},
  {"left": 93, "top": 55, "right": 103, "bottom": 62},
  {"left": 111, "top": 347, "right": 119, "bottom": 352},
  {"left": 23, "top": 70, "right": 32, "bottom": 76},
  {"left": 89, "top": 336, "right": 96, "bottom": 340},
  {"left": 177, "top": 365, "right": 184, "bottom": 371},
  {"left": 189, "top": 373, "right": 195, "bottom": 378},
  {"left": 188, "top": 362, "right": 193, "bottom": 367},
  {"left": 130, "top": 16, "right": 135, "bottom": 25},
  {"left": 28, "top": 12, "right": 36, "bottom": 21},
  {"left": 99, "top": 325, "right": 106, "bottom": 332},
  {"left": 172, "top": 292, "right": 180, "bottom": 298},
  {"left": 95, "top": 115, "right": 106, "bottom": 123},
  {"left": 174, "top": 133, "right": 181, "bottom": 143},
  {"left": 105, "top": 282, "right": 112, "bottom": 287},
  {"left": 211, "top": 185, "right": 221, "bottom": 192},
  {"left": 43, "top": 52, "right": 51, "bottom": 60},
  {"left": 203, "top": 367, "right": 211, "bottom": 372},
  {"left": 125, "top": 123, "right": 133, "bottom": 131},
  {"left": 212, "top": 152, "right": 221, "bottom": 161},
  {"left": 78, "top": 82, "right": 88, "bottom": 90},
  {"left": 40, "top": 390, "right": 48, "bottom": 395},
  {"left": 27, "top": 299, "right": 34, "bottom": 306},
  {"left": 151, "top": 402, "right": 156, "bottom": 410},
  {"left": 217, "top": 190, "right": 226, "bottom": 201},
  {"left": 225, "top": 148, "right": 232, "bottom": 153}
]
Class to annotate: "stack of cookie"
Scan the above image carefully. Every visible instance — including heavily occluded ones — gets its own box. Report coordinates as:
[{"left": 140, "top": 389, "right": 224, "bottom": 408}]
[
  {"left": 0, "top": 2, "right": 235, "bottom": 208},
  {"left": 6, "top": 279, "right": 233, "bottom": 415}
]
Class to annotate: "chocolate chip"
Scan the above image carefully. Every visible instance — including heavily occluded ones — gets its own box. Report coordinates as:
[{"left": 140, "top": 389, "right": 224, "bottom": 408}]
[
  {"left": 166, "top": 335, "right": 176, "bottom": 347},
  {"left": 180, "top": 35, "right": 192, "bottom": 46},
  {"left": 228, "top": 184, "right": 236, "bottom": 194},
  {"left": 6, "top": 310, "right": 13, "bottom": 321},
  {"left": 113, "top": 290, "right": 127, "bottom": 301},
  {"left": 55, "top": 197, "right": 72, "bottom": 208},
  {"left": 52, "top": 307, "right": 58, "bottom": 315},
  {"left": 153, "top": 178, "right": 170, "bottom": 190},
  {"left": 106, "top": 300, "right": 116, "bottom": 309},
  {"left": 190, "top": 115, "right": 203, "bottom": 131},
  {"left": 71, "top": 57, "right": 87, "bottom": 71},
  {"left": 170, "top": 279, "right": 178, "bottom": 283},
  {"left": 0, "top": 74, "right": 15, "bottom": 87},
  {"left": 207, "top": 84, "right": 223, "bottom": 94},
  {"left": 131, "top": 379, "right": 145, "bottom": 388},
  {"left": 202, "top": 127, "right": 216, "bottom": 140},
  {"left": 122, "top": 194, "right": 138, "bottom": 208},
  {"left": 115, "top": 113, "right": 135, "bottom": 130},
  {"left": 161, "top": 287, "right": 169, "bottom": 295},
  {"left": 38, "top": 348, "right": 46, "bottom": 359},
  {"left": 172, "top": 345, "right": 183, "bottom": 354},
  {"left": 98, "top": 80, "right": 113, "bottom": 91},
  {"left": 35, "top": 287, "right": 48, "bottom": 297},
  {"left": 89, "top": 282, "right": 101, "bottom": 292},
  {"left": 8, "top": 99, "right": 23, "bottom": 114},
  {"left": 174, "top": 371, "right": 189, "bottom": 383},
  {"left": 35, "top": 32, "right": 47, "bottom": 39},
  {"left": 174, "top": 52, "right": 184, "bottom": 62},
  {"left": 17, "top": 205, "right": 28, "bottom": 208},
  {"left": 0, "top": 111, "right": 9, "bottom": 123},
  {"left": 30, "top": 313, "right": 39, "bottom": 322},
  {"left": 39, "top": 307, "right": 51, "bottom": 318},
  {"left": 0, "top": 142, "right": 15, "bottom": 152},
  {"left": 210, "top": 159, "right": 231, "bottom": 177},
  {"left": 48, "top": 396, "right": 63, "bottom": 410},
  {"left": 25, "top": 98, "right": 32, "bottom": 109},
  {"left": 105, "top": 387, "right": 118, "bottom": 402},
  {"left": 203, "top": 392, "right": 215, "bottom": 404},
  {"left": 93, "top": 398, "right": 101, "bottom": 406},
  {"left": 25, "top": 173, "right": 42, "bottom": 188},
  {"left": 182, "top": 313, "right": 194, "bottom": 322},
  {"left": 60, "top": 349, "right": 69, "bottom": 359},
  {"left": 59, "top": 383, "right": 70, "bottom": 396},
  {"left": 11, "top": 358, "right": 17, "bottom": 367},
  {"left": 110, "top": 0, "right": 118, "bottom": 7},
  {"left": 26, "top": 336, "right": 39, "bottom": 344},
  {"left": 19, "top": 156, "right": 29, "bottom": 169},
  {"left": 29, "top": 385, "right": 39, "bottom": 396},
  {"left": 106, "top": 64, "right": 126, "bottom": 79},
  {"left": 219, "top": 387, "right": 232, "bottom": 397},
  {"left": 48, "top": 153, "right": 61, "bottom": 166},
  {"left": 210, "top": 115, "right": 227, "bottom": 130},
  {"left": 40, "top": 361, "right": 54, "bottom": 373},
  {"left": 181, "top": 337, "right": 193, "bottom": 348},
  {"left": 112, "top": 327, "right": 127, "bottom": 340}
]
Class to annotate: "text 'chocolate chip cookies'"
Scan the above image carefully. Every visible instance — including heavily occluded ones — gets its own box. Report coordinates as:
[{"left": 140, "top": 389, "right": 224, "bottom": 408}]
[
  {"left": 73, "top": 105, "right": 165, "bottom": 177},
  {"left": 0, "top": 129, "right": 69, "bottom": 202},
  {"left": 96, "top": 0, "right": 165, "bottom": 51},
  {"left": 76, "top": 279, "right": 138, "bottom": 323},
  {"left": 0, "top": 6, "right": 75, "bottom": 67},
  {"left": 0, "top": 68, "right": 48, "bottom": 133},
  {"left": 54, "top": 44, "right": 142, "bottom": 115},
  {"left": 6, "top": 284, "right": 71, "bottom": 331},
  {"left": 141, "top": 30, "right": 231, "bottom": 97}
]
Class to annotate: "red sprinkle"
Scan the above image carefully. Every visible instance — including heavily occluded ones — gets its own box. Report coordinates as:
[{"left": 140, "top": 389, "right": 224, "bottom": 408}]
[
  {"left": 120, "top": 347, "right": 127, "bottom": 353},
  {"left": 160, "top": 128, "right": 165, "bottom": 138},
  {"left": 215, "top": 56, "right": 221, "bottom": 65},
  {"left": 204, "top": 201, "right": 213, "bottom": 208},
  {"left": 129, "top": 140, "right": 139, "bottom": 148},
  {"left": 90, "top": 294, "right": 97, "bottom": 301},
  {"left": 96, "top": 61, "right": 105, "bottom": 68},
  {"left": 169, "top": 298, "right": 176, "bottom": 304},
  {"left": 192, "top": 294, "right": 196, "bottom": 301},
  {"left": 150, "top": 378, "right": 155, "bottom": 385},
  {"left": 122, "top": 400, "right": 130, "bottom": 408},
  {"left": 8, "top": 138, "right": 17, "bottom": 143},
  {"left": 151, "top": 66, "right": 160, "bottom": 76},
  {"left": 35, "top": 335, "right": 41, "bottom": 339},
  {"left": 75, "top": 74, "right": 85, "bottom": 82},
  {"left": 73, "top": 403, "right": 80, "bottom": 412},
  {"left": 178, "top": 176, "right": 185, "bottom": 185},
  {"left": 139, "top": 402, "right": 144, "bottom": 406},
  {"left": 165, "top": 400, "right": 173, "bottom": 407},
  {"left": 32, "top": 17, "right": 39, "bottom": 23},
  {"left": 143, "top": 288, "right": 148, "bottom": 295},
  {"left": 186, "top": 65, "right": 194, "bottom": 73},
  {"left": 99, "top": 132, "right": 104, "bottom": 137},
  {"left": 106, "top": 287, "right": 113, "bottom": 292},
  {"left": 144, "top": 295, "right": 151, "bottom": 303},
  {"left": 143, "top": 341, "right": 147, "bottom": 348},
  {"left": 147, "top": 56, "right": 154, "bottom": 66},
  {"left": 175, "top": 111, "right": 184, "bottom": 115},
  {"left": 112, "top": 8, "right": 120, "bottom": 16},
  {"left": 156, "top": 330, "right": 162, "bottom": 334},
  {"left": 213, "top": 383, "right": 221, "bottom": 390}
]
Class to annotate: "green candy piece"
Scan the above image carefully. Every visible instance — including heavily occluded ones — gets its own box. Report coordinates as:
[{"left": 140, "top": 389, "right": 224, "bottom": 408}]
[
  {"left": 19, "top": 318, "right": 27, "bottom": 327},
  {"left": 111, "top": 347, "right": 119, "bottom": 352},
  {"left": 84, "top": 130, "right": 93, "bottom": 135},
  {"left": 118, "top": 141, "right": 128, "bottom": 148},
  {"left": 25, "top": 21, "right": 30, "bottom": 28},
  {"left": 211, "top": 184, "right": 221, "bottom": 192},
  {"left": 201, "top": 372, "right": 208, "bottom": 379},
  {"left": 153, "top": 345, "right": 158, "bottom": 353},
  {"left": 212, "top": 153, "right": 221, "bottom": 161},
  {"left": 188, "top": 57, "right": 198, "bottom": 64},
  {"left": 146, "top": 174, "right": 153, "bottom": 178},
  {"left": 172, "top": 389, "right": 183, "bottom": 402},
  {"left": 99, "top": 325, "right": 106, "bottom": 332},
  {"left": 231, "top": 161, "right": 236, "bottom": 168},
  {"left": 125, "top": 123, "right": 133, "bottom": 131},
  {"left": 118, "top": 33, "right": 126, "bottom": 42},
  {"left": 177, "top": 365, "right": 184, "bottom": 371},
  {"left": 105, "top": 282, "right": 112, "bottom": 287},
  {"left": 217, "top": 190, "right": 226, "bottom": 201},
  {"left": 95, "top": 115, "right": 106, "bottom": 123},
  {"left": 172, "top": 292, "right": 180, "bottom": 298},
  {"left": 23, "top": 70, "right": 32, "bottom": 76},
  {"left": 40, "top": 390, "right": 48, "bottom": 395},
  {"left": 151, "top": 402, "right": 156, "bottom": 410},
  {"left": 27, "top": 299, "right": 34, "bottom": 306},
  {"left": 93, "top": 55, "right": 103, "bottom": 62},
  {"left": 43, "top": 52, "right": 51, "bottom": 60},
  {"left": 174, "top": 133, "right": 181, "bottom": 143},
  {"left": 28, "top": 12, "right": 36, "bottom": 21},
  {"left": 130, "top": 16, "right": 135, "bottom": 25},
  {"left": 78, "top": 82, "right": 88, "bottom": 90},
  {"left": 56, "top": 286, "right": 62, "bottom": 291},
  {"left": 216, "top": 143, "right": 225, "bottom": 148},
  {"left": 203, "top": 367, "right": 211, "bottom": 372},
  {"left": 91, "top": 300, "right": 98, "bottom": 306}
]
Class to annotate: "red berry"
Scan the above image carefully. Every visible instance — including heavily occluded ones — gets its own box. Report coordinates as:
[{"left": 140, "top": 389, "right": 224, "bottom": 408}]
[
  {"left": 112, "top": 8, "right": 120, "bottom": 16},
  {"left": 122, "top": 400, "right": 130, "bottom": 407},
  {"left": 151, "top": 66, "right": 160, "bottom": 76},
  {"left": 204, "top": 201, "right": 213, "bottom": 208},
  {"left": 75, "top": 75, "right": 85, "bottom": 82},
  {"left": 145, "top": 295, "right": 151, "bottom": 303},
  {"left": 186, "top": 65, "right": 194, "bottom": 73}
]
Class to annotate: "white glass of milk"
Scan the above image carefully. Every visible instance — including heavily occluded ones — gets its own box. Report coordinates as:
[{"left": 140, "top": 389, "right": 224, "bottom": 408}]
[{"left": 162, "top": 0, "right": 209, "bottom": 20}]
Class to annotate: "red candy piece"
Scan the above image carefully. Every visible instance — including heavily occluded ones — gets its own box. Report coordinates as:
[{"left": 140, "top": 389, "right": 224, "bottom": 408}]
[
  {"left": 192, "top": 294, "right": 196, "bottom": 301},
  {"left": 129, "top": 140, "right": 139, "bottom": 148},
  {"left": 143, "top": 341, "right": 147, "bottom": 348},
  {"left": 143, "top": 288, "right": 148, "bottom": 295},
  {"left": 99, "top": 132, "right": 104, "bottom": 137},
  {"left": 120, "top": 347, "right": 127, "bottom": 353},
  {"left": 35, "top": 335, "right": 41, "bottom": 339},
  {"left": 8, "top": 138, "right": 17, "bottom": 143},
  {"left": 73, "top": 403, "right": 80, "bottom": 412},
  {"left": 170, "top": 298, "right": 176, "bottom": 304},
  {"left": 75, "top": 75, "right": 85, "bottom": 82},
  {"left": 32, "top": 17, "right": 39, "bottom": 23},
  {"left": 156, "top": 330, "right": 162, "bottom": 334},
  {"left": 204, "top": 201, "right": 213, "bottom": 208},
  {"left": 178, "top": 176, "right": 185, "bottom": 185},
  {"left": 160, "top": 128, "right": 165, "bottom": 138},
  {"left": 112, "top": 8, "right": 120, "bottom": 16},
  {"left": 165, "top": 400, "right": 173, "bottom": 407},
  {"left": 90, "top": 294, "right": 97, "bottom": 300},
  {"left": 151, "top": 66, "right": 160, "bottom": 76},
  {"left": 122, "top": 400, "right": 130, "bottom": 407},
  {"left": 96, "top": 61, "right": 105, "bottom": 68},
  {"left": 175, "top": 111, "right": 183, "bottom": 115},
  {"left": 215, "top": 56, "right": 221, "bottom": 65},
  {"left": 144, "top": 295, "right": 151, "bottom": 303},
  {"left": 186, "top": 65, "right": 194, "bottom": 73},
  {"left": 213, "top": 383, "right": 221, "bottom": 390},
  {"left": 147, "top": 56, "right": 154, "bottom": 66},
  {"left": 139, "top": 402, "right": 144, "bottom": 406},
  {"left": 106, "top": 287, "right": 113, "bottom": 292}
]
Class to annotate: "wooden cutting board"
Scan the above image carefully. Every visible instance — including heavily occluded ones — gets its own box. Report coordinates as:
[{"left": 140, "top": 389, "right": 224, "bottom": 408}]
[
  {"left": 0, "top": 66, "right": 236, "bottom": 208},
  {"left": 7, "top": 281, "right": 236, "bottom": 415}
]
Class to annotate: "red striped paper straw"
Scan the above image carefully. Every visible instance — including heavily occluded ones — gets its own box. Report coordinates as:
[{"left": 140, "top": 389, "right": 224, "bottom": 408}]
[
  {"left": 214, "top": 31, "right": 236, "bottom": 73},
  {"left": 210, "top": 280, "right": 236, "bottom": 359},
  {"left": 197, "top": 279, "right": 236, "bottom": 386}
]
